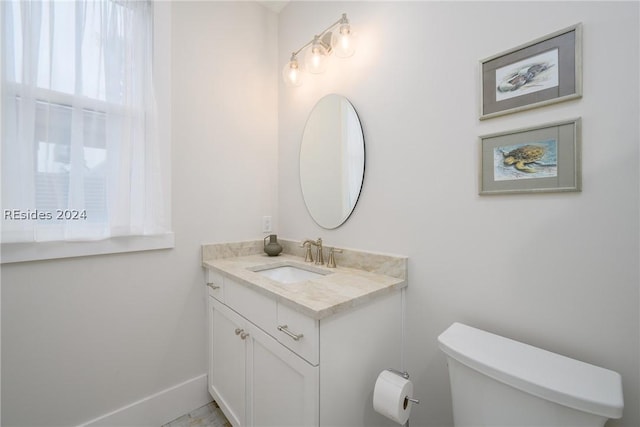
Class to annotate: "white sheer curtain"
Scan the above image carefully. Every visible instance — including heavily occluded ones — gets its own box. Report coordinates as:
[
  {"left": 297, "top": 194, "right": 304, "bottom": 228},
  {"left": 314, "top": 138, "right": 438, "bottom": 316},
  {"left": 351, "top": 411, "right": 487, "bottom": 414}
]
[{"left": 1, "top": 0, "right": 167, "bottom": 243}]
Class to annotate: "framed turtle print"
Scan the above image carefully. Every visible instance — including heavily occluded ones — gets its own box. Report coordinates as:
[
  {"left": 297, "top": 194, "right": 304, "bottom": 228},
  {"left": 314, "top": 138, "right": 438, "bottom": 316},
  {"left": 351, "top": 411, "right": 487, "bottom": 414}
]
[
  {"left": 480, "top": 23, "right": 582, "bottom": 120},
  {"left": 479, "top": 118, "right": 581, "bottom": 195}
]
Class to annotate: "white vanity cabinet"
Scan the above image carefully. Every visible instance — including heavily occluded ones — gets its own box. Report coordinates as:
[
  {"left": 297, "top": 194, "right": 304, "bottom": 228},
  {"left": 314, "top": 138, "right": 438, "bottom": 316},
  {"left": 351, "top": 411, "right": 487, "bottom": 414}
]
[
  {"left": 207, "top": 270, "right": 319, "bottom": 427},
  {"left": 206, "top": 265, "right": 403, "bottom": 427}
]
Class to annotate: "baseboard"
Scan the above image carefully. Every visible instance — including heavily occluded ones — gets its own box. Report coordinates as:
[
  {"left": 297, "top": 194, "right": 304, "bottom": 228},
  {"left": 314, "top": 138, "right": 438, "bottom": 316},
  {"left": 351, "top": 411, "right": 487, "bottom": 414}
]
[{"left": 77, "top": 373, "right": 211, "bottom": 427}]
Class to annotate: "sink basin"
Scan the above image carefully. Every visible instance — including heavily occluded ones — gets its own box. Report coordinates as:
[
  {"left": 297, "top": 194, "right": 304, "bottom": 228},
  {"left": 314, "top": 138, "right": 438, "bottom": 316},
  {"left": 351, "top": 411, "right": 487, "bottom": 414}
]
[{"left": 252, "top": 264, "right": 330, "bottom": 284}]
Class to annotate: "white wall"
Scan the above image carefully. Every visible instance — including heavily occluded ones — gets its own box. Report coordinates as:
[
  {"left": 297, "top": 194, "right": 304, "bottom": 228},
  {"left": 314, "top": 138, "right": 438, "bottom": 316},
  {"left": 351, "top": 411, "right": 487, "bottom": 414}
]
[
  {"left": 0, "top": 2, "right": 278, "bottom": 425},
  {"left": 278, "top": 2, "right": 639, "bottom": 426},
  {"left": 2, "top": 2, "right": 637, "bottom": 426}
]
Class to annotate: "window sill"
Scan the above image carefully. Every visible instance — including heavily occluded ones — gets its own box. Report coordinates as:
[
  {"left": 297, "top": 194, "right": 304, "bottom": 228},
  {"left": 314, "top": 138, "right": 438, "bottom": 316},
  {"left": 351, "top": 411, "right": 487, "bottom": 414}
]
[{"left": 1, "top": 233, "right": 175, "bottom": 264}]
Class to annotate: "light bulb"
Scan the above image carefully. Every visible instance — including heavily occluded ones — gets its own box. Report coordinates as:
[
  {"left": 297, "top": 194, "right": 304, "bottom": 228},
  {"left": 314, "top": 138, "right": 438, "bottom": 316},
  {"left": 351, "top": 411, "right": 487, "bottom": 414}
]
[
  {"left": 305, "top": 36, "right": 329, "bottom": 74},
  {"left": 282, "top": 55, "right": 303, "bottom": 87},
  {"left": 332, "top": 23, "right": 356, "bottom": 58}
]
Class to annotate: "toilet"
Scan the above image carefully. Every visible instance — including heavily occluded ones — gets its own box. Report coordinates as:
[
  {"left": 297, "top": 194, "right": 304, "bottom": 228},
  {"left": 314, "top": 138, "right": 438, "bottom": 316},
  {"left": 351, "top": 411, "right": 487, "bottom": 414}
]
[{"left": 438, "top": 322, "right": 624, "bottom": 426}]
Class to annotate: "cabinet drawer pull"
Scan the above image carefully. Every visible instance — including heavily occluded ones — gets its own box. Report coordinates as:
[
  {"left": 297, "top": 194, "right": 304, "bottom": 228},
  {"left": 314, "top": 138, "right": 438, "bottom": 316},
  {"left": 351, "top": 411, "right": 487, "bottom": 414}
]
[
  {"left": 277, "top": 325, "right": 304, "bottom": 341},
  {"left": 207, "top": 282, "right": 221, "bottom": 290},
  {"left": 235, "top": 328, "right": 243, "bottom": 335},
  {"left": 240, "top": 332, "right": 249, "bottom": 340}
]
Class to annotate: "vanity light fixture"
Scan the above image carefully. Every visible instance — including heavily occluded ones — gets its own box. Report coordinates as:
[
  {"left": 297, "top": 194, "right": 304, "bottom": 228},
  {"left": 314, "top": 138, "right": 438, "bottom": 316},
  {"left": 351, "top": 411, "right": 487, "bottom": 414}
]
[{"left": 282, "top": 13, "right": 356, "bottom": 87}]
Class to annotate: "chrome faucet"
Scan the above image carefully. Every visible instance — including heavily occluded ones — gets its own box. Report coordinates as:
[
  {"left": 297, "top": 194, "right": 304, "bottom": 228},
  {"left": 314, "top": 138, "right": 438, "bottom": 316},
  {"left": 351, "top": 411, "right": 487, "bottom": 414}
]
[{"left": 300, "top": 238, "right": 324, "bottom": 265}]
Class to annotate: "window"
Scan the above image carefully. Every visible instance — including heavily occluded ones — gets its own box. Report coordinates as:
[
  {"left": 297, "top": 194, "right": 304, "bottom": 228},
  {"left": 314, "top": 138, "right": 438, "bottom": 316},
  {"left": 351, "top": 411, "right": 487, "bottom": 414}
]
[{"left": 1, "top": 0, "right": 172, "bottom": 262}]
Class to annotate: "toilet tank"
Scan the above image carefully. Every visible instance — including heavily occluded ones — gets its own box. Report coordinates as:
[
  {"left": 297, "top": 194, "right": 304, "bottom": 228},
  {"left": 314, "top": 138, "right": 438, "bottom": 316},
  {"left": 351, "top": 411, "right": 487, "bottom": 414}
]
[{"left": 438, "top": 323, "right": 624, "bottom": 427}]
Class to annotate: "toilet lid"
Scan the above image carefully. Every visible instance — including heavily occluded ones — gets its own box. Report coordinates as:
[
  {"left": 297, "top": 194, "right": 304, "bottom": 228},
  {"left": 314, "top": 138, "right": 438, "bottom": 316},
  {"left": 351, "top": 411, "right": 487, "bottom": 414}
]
[{"left": 438, "top": 322, "right": 624, "bottom": 419}]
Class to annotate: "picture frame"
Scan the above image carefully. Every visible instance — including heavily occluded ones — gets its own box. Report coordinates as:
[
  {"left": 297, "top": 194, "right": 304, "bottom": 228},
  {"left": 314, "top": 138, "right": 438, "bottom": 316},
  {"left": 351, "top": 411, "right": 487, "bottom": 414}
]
[
  {"left": 479, "top": 118, "right": 581, "bottom": 195},
  {"left": 480, "top": 23, "right": 582, "bottom": 120}
]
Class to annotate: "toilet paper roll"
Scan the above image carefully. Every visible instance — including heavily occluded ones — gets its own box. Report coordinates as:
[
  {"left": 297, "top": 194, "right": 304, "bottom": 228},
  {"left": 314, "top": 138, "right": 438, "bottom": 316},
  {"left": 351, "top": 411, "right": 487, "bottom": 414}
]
[{"left": 373, "top": 370, "right": 414, "bottom": 425}]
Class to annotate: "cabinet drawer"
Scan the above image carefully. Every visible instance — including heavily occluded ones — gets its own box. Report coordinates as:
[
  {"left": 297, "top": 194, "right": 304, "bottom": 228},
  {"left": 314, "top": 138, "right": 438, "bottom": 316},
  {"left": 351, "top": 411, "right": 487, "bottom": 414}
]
[
  {"left": 225, "top": 277, "right": 277, "bottom": 334},
  {"left": 206, "top": 269, "right": 224, "bottom": 302},
  {"left": 276, "top": 303, "right": 319, "bottom": 366}
]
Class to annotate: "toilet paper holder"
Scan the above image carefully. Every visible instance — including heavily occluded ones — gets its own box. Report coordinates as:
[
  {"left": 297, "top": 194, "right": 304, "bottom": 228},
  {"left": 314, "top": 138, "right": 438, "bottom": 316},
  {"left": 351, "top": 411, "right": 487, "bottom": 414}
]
[{"left": 385, "top": 368, "right": 420, "bottom": 405}]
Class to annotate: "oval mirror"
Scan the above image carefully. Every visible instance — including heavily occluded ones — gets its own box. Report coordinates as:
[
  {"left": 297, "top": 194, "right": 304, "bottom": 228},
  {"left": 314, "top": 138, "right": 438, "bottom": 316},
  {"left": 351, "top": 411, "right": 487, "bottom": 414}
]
[{"left": 300, "top": 94, "right": 365, "bottom": 229}]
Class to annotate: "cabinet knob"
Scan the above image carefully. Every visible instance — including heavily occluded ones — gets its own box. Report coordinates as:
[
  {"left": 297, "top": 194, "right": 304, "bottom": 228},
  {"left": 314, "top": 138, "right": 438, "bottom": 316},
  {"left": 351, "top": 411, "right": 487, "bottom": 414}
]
[{"left": 234, "top": 328, "right": 249, "bottom": 340}]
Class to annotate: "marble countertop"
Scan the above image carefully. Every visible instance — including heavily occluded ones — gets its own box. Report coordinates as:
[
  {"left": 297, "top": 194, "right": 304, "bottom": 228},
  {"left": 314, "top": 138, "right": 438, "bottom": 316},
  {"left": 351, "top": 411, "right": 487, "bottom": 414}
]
[{"left": 203, "top": 253, "right": 407, "bottom": 320}]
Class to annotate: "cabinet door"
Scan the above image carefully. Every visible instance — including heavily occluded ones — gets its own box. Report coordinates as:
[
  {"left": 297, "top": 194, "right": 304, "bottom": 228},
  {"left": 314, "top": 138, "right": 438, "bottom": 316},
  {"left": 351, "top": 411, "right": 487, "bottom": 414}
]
[
  {"left": 208, "top": 297, "right": 247, "bottom": 427},
  {"left": 247, "top": 322, "right": 319, "bottom": 427}
]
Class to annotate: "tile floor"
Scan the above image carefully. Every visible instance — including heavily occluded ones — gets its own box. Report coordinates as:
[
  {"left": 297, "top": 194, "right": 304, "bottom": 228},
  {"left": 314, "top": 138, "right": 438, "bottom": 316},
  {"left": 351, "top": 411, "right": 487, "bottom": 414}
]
[{"left": 162, "top": 401, "right": 231, "bottom": 427}]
